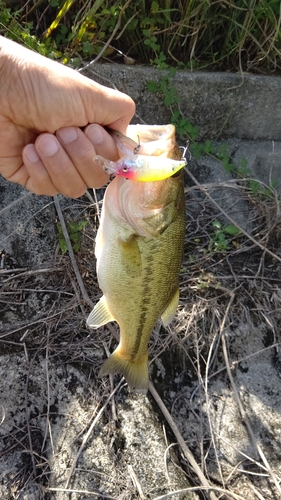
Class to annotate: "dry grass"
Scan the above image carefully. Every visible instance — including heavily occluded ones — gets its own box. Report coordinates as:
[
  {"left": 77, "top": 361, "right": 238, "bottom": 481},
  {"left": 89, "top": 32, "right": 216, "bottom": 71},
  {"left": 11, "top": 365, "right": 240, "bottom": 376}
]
[{"left": 0, "top": 168, "right": 281, "bottom": 499}]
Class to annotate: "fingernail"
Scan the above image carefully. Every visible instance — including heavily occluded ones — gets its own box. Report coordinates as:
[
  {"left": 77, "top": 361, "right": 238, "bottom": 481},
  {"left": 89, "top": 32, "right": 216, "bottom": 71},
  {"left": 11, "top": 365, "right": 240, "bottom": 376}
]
[
  {"left": 86, "top": 124, "right": 105, "bottom": 145},
  {"left": 37, "top": 135, "right": 59, "bottom": 156},
  {"left": 24, "top": 145, "right": 40, "bottom": 163},
  {"left": 57, "top": 127, "right": 78, "bottom": 144}
]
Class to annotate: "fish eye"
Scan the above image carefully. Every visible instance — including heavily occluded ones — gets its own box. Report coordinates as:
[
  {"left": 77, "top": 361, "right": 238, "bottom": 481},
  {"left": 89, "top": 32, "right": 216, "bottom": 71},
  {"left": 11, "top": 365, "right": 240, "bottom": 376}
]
[{"left": 122, "top": 167, "right": 128, "bottom": 173}]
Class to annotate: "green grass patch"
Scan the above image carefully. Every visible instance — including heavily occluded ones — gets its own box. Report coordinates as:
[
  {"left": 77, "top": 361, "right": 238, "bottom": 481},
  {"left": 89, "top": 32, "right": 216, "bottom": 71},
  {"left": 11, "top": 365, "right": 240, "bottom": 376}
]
[{"left": 1, "top": 0, "right": 281, "bottom": 72}]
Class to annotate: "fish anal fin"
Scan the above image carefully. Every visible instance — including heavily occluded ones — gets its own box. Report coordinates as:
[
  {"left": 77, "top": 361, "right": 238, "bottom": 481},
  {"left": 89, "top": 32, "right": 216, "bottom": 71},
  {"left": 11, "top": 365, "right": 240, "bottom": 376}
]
[
  {"left": 119, "top": 236, "right": 142, "bottom": 278},
  {"left": 87, "top": 295, "right": 114, "bottom": 328},
  {"left": 99, "top": 346, "right": 149, "bottom": 393},
  {"left": 161, "top": 288, "right": 179, "bottom": 327}
]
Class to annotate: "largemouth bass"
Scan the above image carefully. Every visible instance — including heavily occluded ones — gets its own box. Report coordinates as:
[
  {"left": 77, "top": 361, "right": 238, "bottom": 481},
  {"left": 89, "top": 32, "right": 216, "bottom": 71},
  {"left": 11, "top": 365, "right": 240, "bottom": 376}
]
[{"left": 87, "top": 124, "right": 185, "bottom": 392}]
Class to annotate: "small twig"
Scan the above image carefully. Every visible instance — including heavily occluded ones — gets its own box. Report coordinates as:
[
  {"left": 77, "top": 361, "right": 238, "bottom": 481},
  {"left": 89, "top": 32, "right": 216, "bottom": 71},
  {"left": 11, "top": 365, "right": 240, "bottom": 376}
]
[
  {"left": 248, "top": 483, "right": 267, "bottom": 500},
  {"left": 0, "top": 268, "right": 28, "bottom": 275},
  {"left": 102, "top": 341, "right": 117, "bottom": 421},
  {"left": 1, "top": 267, "right": 63, "bottom": 283},
  {"left": 148, "top": 381, "right": 219, "bottom": 500},
  {"left": 128, "top": 464, "right": 146, "bottom": 499},
  {"left": 24, "top": 354, "right": 38, "bottom": 479},
  {"left": 163, "top": 440, "right": 176, "bottom": 487},
  {"left": 54, "top": 196, "right": 94, "bottom": 308},
  {"left": 0, "top": 404, "right": 5, "bottom": 426},
  {"left": 41, "top": 329, "right": 54, "bottom": 456}
]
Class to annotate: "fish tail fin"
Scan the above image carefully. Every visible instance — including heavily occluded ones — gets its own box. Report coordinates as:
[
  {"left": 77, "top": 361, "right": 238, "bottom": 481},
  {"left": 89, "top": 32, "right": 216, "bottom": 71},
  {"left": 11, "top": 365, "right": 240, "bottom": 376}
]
[{"left": 99, "top": 347, "right": 149, "bottom": 393}]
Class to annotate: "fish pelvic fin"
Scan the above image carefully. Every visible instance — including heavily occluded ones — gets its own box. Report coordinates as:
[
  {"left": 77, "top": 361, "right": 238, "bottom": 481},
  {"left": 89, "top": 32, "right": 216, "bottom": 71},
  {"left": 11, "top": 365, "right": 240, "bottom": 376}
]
[
  {"left": 99, "top": 347, "right": 149, "bottom": 393},
  {"left": 87, "top": 295, "right": 115, "bottom": 328},
  {"left": 161, "top": 288, "right": 179, "bottom": 327}
]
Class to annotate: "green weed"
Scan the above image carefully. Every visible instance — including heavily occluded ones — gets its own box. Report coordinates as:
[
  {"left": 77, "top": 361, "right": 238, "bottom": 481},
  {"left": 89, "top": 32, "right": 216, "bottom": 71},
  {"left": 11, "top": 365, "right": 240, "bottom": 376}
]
[
  {"left": 1, "top": 0, "right": 281, "bottom": 71},
  {"left": 208, "top": 220, "right": 240, "bottom": 253},
  {"left": 57, "top": 220, "right": 88, "bottom": 254}
]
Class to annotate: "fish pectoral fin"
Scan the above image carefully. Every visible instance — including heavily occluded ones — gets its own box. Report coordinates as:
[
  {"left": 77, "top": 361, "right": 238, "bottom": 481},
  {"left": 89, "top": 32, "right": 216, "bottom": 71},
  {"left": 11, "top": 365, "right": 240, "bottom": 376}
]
[
  {"left": 118, "top": 236, "right": 142, "bottom": 278},
  {"left": 86, "top": 295, "right": 115, "bottom": 328},
  {"left": 161, "top": 288, "right": 179, "bottom": 327}
]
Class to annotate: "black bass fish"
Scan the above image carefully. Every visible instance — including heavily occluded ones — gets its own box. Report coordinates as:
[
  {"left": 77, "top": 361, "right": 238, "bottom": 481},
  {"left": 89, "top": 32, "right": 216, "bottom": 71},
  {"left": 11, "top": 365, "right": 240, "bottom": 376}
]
[{"left": 87, "top": 124, "right": 186, "bottom": 392}]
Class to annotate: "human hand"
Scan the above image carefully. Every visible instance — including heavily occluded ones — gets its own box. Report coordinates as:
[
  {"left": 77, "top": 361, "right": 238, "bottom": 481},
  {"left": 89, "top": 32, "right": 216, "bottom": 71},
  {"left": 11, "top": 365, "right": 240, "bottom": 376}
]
[{"left": 0, "top": 36, "right": 135, "bottom": 197}]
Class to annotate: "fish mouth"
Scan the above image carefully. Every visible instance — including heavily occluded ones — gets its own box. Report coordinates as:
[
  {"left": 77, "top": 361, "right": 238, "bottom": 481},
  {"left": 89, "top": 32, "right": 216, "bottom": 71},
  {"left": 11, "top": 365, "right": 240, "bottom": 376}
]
[{"left": 107, "top": 124, "right": 184, "bottom": 160}]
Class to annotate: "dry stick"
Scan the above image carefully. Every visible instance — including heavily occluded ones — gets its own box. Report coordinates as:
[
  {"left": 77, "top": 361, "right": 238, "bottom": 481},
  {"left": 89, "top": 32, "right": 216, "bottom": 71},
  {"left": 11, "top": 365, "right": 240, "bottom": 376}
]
[
  {"left": 221, "top": 332, "right": 281, "bottom": 495},
  {"left": 148, "top": 381, "right": 219, "bottom": 500},
  {"left": 41, "top": 328, "right": 54, "bottom": 457},
  {"left": 204, "top": 330, "right": 226, "bottom": 487},
  {"left": 65, "top": 378, "right": 124, "bottom": 488},
  {"left": 102, "top": 341, "right": 118, "bottom": 422},
  {"left": 24, "top": 348, "right": 38, "bottom": 480},
  {"left": 248, "top": 483, "right": 267, "bottom": 500},
  {"left": 0, "top": 268, "right": 28, "bottom": 275},
  {"left": 185, "top": 167, "right": 281, "bottom": 264},
  {"left": 1, "top": 267, "right": 63, "bottom": 282},
  {"left": 53, "top": 196, "right": 94, "bottom": 309},
  {"left": 127, "top": 464, "right": 146, "bottom": 499}
]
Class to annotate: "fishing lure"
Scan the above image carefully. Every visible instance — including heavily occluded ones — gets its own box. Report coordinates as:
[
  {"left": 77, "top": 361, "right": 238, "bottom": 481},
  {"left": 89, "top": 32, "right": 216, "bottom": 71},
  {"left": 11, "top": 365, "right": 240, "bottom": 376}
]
[{"left": 94, "top": 144, "right": 189, "bottom": 182}]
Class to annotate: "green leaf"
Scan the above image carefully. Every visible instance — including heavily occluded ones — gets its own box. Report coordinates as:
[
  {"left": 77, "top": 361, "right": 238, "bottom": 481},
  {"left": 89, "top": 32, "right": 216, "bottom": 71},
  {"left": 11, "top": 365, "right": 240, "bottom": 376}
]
[
  {"left": 168, "top": 67, "right": 177, "bottom": 77},
  {"left": 151, "top": 1, "right": 159, "bottom": 13},
  {"left": 147, "top": 80, "right": 159, "bottom": 92},
  {"left": 224, "top": 225, "right": 240, "bottom": 235},
  {"left": 212, "top": 220, "right": 222, "bottom": 229}
]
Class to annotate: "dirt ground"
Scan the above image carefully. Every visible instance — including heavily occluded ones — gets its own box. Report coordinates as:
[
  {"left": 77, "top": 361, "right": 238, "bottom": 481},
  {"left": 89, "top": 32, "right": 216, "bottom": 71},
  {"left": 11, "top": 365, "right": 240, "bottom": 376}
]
[{"left": 1, "top": 135, "right": 281, "bottom": 500}]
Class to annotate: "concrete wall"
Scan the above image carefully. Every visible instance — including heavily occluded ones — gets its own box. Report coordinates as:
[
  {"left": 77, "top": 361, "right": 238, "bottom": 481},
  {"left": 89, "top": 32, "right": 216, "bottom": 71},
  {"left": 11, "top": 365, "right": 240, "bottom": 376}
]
[{"left": 85, "top": 64, "right": 281, "bottom": 141}]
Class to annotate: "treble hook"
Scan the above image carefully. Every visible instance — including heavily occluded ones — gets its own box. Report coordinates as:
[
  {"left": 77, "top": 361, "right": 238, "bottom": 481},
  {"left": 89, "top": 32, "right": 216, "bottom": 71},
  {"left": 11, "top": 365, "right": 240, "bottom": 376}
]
[{"left": 179, "top": 140, "right": 191, "bottom": 163}]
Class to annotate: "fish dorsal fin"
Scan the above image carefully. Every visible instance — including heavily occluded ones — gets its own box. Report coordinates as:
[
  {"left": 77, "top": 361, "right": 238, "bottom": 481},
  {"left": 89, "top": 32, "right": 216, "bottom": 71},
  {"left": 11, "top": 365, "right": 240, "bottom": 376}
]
[
  {"left": 87, "top": 295, "right": 114, "bottom": 328},
  {"left": 118, "top": 236, "right": 142, "bottom": 278},
  {"left": 161, "top": 288, "right": 179, "bottom": 327}
]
